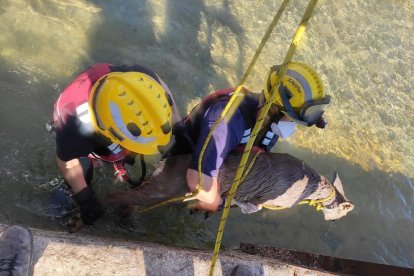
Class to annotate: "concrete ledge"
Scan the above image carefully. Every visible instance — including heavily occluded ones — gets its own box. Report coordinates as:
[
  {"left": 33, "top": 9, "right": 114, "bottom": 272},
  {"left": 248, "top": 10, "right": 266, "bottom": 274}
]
[{"left": 1, "top": 224, "right": 332, "bottom": 276}]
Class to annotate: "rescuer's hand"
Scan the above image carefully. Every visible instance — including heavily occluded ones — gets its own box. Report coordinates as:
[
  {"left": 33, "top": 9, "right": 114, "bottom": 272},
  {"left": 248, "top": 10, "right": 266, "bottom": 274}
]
[{"left": 72, "top": 186, "right": 105, "bottom": 225}]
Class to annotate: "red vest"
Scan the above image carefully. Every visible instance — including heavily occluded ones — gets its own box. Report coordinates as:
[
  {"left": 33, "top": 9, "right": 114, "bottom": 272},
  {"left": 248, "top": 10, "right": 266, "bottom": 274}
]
[{"left": 53, "top": 63, "right": 129, "bottom": 162}]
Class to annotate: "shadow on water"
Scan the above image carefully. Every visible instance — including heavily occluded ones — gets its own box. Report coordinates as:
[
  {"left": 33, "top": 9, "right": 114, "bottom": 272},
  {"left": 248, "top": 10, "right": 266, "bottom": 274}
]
[
  {"left": 0, "top": 0, "right": 413, "bottom": 270},
  {"left": 84, "top": 0, "right": 246, "bottom": 114},
  {"left": 0, "top": 0, "right": 244, "bottom": 222},
  {"left": 0, "top": 1, "right": 246, "bottom": 273}
]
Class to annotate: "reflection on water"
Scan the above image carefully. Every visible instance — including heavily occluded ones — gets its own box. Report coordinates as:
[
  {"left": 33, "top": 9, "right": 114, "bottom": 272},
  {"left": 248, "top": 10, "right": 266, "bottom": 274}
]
[{"left": 0, "top": 0, "right": 413, "bottom": 268}]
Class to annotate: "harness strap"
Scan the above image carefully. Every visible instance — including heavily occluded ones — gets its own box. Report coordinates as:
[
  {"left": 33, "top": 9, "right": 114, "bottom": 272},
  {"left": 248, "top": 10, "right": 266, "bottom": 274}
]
[{"left": 262, "top": 186, "right": 336, "bottom": 211}]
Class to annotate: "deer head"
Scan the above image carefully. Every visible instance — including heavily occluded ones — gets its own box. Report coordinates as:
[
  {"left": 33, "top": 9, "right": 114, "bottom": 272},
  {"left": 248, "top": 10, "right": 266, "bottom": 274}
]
[{"left": 322, "top": 173, "right": 354, "bottom": 220}]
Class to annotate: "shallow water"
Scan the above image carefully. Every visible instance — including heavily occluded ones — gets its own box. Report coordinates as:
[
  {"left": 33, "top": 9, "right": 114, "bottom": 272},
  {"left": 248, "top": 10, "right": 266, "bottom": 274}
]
[{"left": 0, "top": 0, "right": 413, "bottom": 268}]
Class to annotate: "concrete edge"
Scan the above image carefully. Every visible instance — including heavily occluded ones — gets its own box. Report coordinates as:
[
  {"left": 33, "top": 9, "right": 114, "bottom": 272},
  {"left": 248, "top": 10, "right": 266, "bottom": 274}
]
[{"left": 0, "top": 224, "right": 333, "bottom": 276}]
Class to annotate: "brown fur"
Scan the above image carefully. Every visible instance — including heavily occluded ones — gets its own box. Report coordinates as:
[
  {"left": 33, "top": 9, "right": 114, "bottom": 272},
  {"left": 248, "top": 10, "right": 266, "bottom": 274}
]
[{"left": 107, "top": 152, "right": 354, "bottom": 220}]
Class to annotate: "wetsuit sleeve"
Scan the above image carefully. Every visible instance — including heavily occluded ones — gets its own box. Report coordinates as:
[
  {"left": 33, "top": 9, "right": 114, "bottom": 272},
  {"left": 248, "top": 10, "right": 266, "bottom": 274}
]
[
  {"left": 55, "top": 115, "right": 94, "bottom": 161},
  {"left": 189, "top": 101, "right": 246, "bottom": 177}
]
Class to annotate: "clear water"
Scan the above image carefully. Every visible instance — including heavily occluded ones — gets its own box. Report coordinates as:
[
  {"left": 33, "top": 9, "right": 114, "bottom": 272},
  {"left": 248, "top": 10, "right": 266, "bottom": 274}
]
[{"left": 0, "top": 0, "right": 413, "bottom": 268}]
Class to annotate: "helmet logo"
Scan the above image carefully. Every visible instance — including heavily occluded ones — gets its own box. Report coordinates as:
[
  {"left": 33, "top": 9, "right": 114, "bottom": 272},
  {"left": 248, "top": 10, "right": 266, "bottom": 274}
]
[{"left": 287, "top": 77, "right": 302, "bottom": 94}]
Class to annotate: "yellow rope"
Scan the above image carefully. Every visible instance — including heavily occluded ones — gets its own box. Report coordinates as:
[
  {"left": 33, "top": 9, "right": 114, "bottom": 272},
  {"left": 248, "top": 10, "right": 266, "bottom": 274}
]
[
  {"left": 209, "top": 1, "right": 319, "bottom": 275},
  {"left": 133, "top": 0, "right": 319, "bottom": 274},
  {"left": 136, "top": 0, "right": 290, "bottom": 214},
  {"left": 262, "top": 187, "right": 336, "bottom": 211},
  {"left": 240, "top": 151, "right": 261, "bottom": 183},
  {"left": 195, "top": 0, "right": 291, "bottom": 214}
]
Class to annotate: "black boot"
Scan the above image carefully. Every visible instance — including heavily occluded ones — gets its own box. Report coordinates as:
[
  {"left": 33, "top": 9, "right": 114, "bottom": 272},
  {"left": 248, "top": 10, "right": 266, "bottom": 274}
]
[{"left": 0, "top": 225, "right": 34, "bottom": 276}]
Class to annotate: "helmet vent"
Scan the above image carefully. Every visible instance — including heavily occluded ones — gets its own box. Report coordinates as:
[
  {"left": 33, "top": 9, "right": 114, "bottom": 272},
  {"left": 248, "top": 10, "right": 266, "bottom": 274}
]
[
  {"left": 139, "top": 77, "right": 144, "bottom": 81},
  {"left": 142, "top": 121, "right": 149, "bottom": 126},
  {"left": 136, "top": 111, "right": 142, "bottom": 116},
  {"left": 118, "top": 91, "right": 126, "bottom": 97},
  {"left": 163, "top": 104, "right": 167, "bottom": 108},
  {"left": 160, "top": 121, "right": 172, "bottom": 134},
  {"left": 127, "top": 100, "right": 134, "bottom": 105},
  {"left": 148, "top": 84, "right": 153, "bottom": 89},
  {"left": 127, "top": 122, "right": 141, "bottom": 137},
  {"left": 147, "top": 130, "right": 153, "bottom": 135},
  {"left": 157, "top": 94, "right": 161, "bottom": 98}
]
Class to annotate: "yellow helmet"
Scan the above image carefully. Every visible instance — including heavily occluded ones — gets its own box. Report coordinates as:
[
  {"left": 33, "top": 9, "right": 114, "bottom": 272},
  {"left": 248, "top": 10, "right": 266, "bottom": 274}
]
[
  {"left": 89, "top": 72, "right": 173, "bottom": 155},
  {"left": 264, "top": 62, "right": 330, "bottom": 126}
]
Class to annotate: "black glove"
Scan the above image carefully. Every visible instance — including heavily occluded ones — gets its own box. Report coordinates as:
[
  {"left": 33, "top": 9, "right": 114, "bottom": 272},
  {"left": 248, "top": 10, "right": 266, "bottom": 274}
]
[{"left": 72, "top": 187, "right": 105, "bottom": 225}]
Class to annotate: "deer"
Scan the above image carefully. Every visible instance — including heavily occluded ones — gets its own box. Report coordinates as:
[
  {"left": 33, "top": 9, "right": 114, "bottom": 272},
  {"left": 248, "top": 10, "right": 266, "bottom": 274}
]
[{"left": 106, "top": 152, "right": 354, "bottom": 221}]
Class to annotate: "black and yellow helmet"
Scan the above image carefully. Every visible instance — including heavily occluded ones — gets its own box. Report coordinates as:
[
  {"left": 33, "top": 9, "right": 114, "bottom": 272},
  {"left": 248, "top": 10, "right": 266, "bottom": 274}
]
[
  {"left": 89, "top": 72, "right": 173, "bottom": 155},
  {"left": 264, "top": 62, "right": 330, "bottom": 126}
]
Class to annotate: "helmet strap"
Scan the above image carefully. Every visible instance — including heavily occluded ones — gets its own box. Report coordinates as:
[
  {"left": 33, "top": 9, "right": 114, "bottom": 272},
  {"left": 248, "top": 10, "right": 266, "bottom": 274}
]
[{"left": 278, "top": 85, "right": 307, "bottom": 124}]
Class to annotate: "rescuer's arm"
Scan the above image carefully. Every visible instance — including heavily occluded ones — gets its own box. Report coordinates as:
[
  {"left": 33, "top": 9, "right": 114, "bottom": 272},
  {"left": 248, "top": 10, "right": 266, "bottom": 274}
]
[
  {"left": 186, "top": 168, "right": 222, "bottom": 212},
  {"left": 56, "top": 157, "right": 87, "bottom": 193},
  {"left": 185, "top": 102, "right": 245, "bottom": 212},
  {"left": 56, "top": 156, "right": 104, "bottom": 225}
]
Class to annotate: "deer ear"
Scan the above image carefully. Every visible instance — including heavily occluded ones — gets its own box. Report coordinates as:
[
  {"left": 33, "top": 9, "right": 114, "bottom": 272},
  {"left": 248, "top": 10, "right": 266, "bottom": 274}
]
[{"left": 332, "top": 173, "right": 348, "bottom": 200}]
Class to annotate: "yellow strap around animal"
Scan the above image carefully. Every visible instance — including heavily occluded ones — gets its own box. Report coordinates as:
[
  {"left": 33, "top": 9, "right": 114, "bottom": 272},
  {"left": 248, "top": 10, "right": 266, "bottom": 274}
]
[
  {"left": 262, "top": 187, "right": 336, "bottom": 211},
  {"left": 299, "top": 187, "right": 336, "bottom": 211},
  {"left": 209, "top": 1, "right": 319, "bottom": 275}
]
